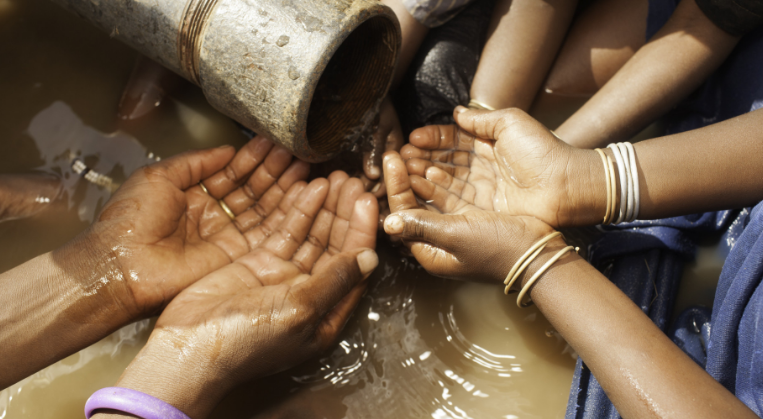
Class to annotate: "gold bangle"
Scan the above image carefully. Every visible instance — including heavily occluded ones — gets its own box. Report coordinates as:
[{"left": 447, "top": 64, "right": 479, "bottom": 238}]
[
  {"left": 517, "top": 245, "right": 578, "bottom": 308},
  {"left": 467, "top": 99, "right": 496, "bottom": 111},
  {"left": 199, "top": 182, "right": 210, "bottom": 195},
  {"left": 504, "top": 231, "right": 563, "bottom": 294},
  {"left": 594, "top": 149, "right": 611, "bottom": 225},
  {"left": 219, "top": 199, "right": 236, "bottom": 220}
]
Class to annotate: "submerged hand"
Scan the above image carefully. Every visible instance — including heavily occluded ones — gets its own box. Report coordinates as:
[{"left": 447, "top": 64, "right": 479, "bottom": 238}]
[
  {"left": 104, "top": 174, "right": 379, "bottom": 419},
  {"left": 402, "top": 107, "right": 602, "bottom": 226},
  {"left": 80, "top": 136, "right": 310, "bottom": 320}
]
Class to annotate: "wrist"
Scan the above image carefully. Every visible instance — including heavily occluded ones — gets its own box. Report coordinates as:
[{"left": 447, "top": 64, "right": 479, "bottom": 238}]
[
  {"left": 112, "top": 329, "right": 232, "bottom": 419},
  {"left": 562, "top": 148, "right": 610, "bottom": 227},
  {"left": 52, "top": 230, "right": 141, "bottom": 323}
]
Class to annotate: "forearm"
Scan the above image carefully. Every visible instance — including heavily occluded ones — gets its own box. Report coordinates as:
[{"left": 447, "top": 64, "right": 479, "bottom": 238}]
[
  {"left": 523, "top": 249, "right": 756, "bottom": 418},
  {"left": 569, "top": 108, "right": 763, "bottom": 225},
  {"left": 92, "top": 328, "right": 229, "bottom": 419},
  {"left": 556, "top": 0, "right": 739, "bottom": 148},
  {"left": 470, "top": 0, "right": 577, "bottom": 110},
  {"left": 381, "top": 0, "right": 429, "bottom": 88},
  {"left": 0, "top": 236, "right": 134, "bottom": 388}
]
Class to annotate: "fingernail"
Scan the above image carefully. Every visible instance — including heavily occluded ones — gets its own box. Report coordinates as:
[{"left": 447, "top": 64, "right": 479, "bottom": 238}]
[
  {"left": 357, "top": 249, "right": 379, "bottom": 277},
  {"left": 371, "top": 183, "right": 382, "bottom": 193},
  {"left": 455, "top": 106, "right": 468, "bottom": 115},
  {"left": 384, "top": 214, "right": 404, "bottom": 235},
  {"left": 368, "top": 166, "right": 381, "bottom": 179}
]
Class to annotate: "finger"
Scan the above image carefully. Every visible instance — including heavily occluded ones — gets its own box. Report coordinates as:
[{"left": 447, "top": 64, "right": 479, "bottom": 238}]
[
  {"left": 340, "top": 193, "right": 378, "bottom": 251},
  {"left": 148, "top": 146, "right": 236, "bottom": 191},
  {"left": 221, "top": 147, "right": 299, "bottom": 214},
  {"left": 382, "top": 151, "right": 421, "bottom": 213},
  {"left": 325, "top": 171, "right": 350, "bottom": 213},
  {"left": 409, "top": 124, "right": 477, "bottom": 152},
  {"left": 292, "top": 249, "right": 378, "bottom": 320},
  {"left": 383, "top": 209, "right": 461, "bottom": 247},
  {"left": 326, "top": 178, "right": 365, "bottom": 254},
  {"left": 453, "top": 106, "right": 544, "bottom": 142},
  {"left": 232, "top": 161, "right": 310, "bottom": 231},
  {"left": 261, "top": 178, "right": 330, "bottom": 260},
  {"left": 408, "top": 242, "right": 464, "bottom": 279},
  {"left": 201, "top": 136, "right": 274, "bottom": 197},
  {"left": 409, "top": 175, "right": 468, "bottom": 214},
  {"left": 243, "top": 181, "right": 306, "bottom": 248},
  {"left": 406, "top": 158, "right": 463, "bottom": 178},
  {"left": 315, "top": 283, "right": 367, "bottom": 350},
  {"left": 289, "top": 172, "right": 350, "bottom": 272},
  {"left": 424, "top": 166, "right": 469, "bottom": 199},
  {"left": 363, "top": 133, "right": 386, "bottom": 180}
]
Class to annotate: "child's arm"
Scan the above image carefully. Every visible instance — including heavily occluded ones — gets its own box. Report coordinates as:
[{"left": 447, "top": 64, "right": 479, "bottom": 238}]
[
  {"left": 470, "top": 0, "right": 577, "bottom": 111},
  {"left": 380, "top": 0, "right": 430, "bottom": 88},
  {"left": 554, "top": 0, "right": 740, "bottom": 149},
  {"left": 380, "top": 202, "right": 758, "bottom": 419},
  {"left": 400, "top": 106, "right": 763, "bottom": 228}
]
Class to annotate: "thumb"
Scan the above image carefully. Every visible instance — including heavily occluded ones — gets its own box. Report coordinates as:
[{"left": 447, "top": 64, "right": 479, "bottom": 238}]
[
  {"left": 149, "top": 145, "right": 236, "bottom": 191},
  {"left": 383, "top": 210, "right": 462, "bottom": 248},
  {"left": 293, "top": 248, "right": 379, "bottom": 318},
  {"left": 453, "top": 106, "right": 541, "bottom": 142}
]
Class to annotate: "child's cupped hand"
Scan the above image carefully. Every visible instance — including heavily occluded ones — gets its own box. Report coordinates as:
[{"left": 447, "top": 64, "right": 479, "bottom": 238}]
[
  {"left": 400, "top": 107, "right": 605, "bottom": 228},
  {"left": 382, "top": 151, "right": 560, "bottom": 287}
]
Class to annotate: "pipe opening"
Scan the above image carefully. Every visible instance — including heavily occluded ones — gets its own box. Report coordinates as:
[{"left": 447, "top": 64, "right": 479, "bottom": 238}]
[{"left": 307, "top": 15, "right": 398, "bottom": 155}]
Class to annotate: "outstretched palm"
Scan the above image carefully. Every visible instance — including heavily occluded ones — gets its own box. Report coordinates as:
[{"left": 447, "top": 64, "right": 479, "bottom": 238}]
[
  {"left": 153, "top": 173, "right": 378, "bottom": 383},
  {"left": 401, "top": 108, "right": 583, "bottom": 226},
  {"left": 87, "top": 136, "right": 311, "bottom": 317}
]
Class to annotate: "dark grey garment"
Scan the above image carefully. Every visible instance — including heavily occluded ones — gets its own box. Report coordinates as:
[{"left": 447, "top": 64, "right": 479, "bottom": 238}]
[
  {"left": 394, "top": 0, "right": 495, "bottom": 135},
  {"left": 695, "top": 0, "right": 763, "bottom": 36},
  {"left": 402, "top": 0, "right": 479, "bottom": 27}
]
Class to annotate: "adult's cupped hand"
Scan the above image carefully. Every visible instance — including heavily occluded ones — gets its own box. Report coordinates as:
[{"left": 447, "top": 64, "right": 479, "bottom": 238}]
[
  {"left": 106, "top": 169, "right": 379, "bottom": 419},
  {"left": 78, "top": 136, "right": 311, "bottom": 321}
]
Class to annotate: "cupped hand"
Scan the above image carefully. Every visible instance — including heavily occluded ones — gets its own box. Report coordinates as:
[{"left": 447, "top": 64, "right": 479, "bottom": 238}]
[
  {"left": 401, "top": 107, "right": 604, "bottom": 227},
  {"left": 383, "top": 151, "right": 559, "bottom": 283},
  {"left": 108, "top": 174, "right": 379, "bottom": 419},
  {"left": 81, "top": 136, "right": 310, "bottom": 320}
]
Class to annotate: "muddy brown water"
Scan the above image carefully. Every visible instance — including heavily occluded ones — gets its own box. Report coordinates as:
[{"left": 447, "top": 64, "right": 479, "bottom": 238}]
[{"left": 0, "top": 0, "right": 722, "bottom": 418}]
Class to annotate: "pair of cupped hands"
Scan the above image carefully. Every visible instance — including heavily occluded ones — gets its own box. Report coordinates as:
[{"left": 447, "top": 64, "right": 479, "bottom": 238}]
[{"left": 85, "top": 106, "right": 593, "bottom": 417}]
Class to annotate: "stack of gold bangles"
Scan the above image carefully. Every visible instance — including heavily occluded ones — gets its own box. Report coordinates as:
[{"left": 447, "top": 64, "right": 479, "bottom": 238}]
[
  {"left": 504, "top": 231, "right": 578, "bottom": 308},
  {"left": 199, "top": 182, "right": 236, "bottom": 220}
]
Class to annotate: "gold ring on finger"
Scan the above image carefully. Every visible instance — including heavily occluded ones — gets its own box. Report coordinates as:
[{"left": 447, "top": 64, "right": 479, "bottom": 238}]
[
  {"left": 199, "top": 182, "right": 210, "bottom": 195},
  {"left": 219, "top": 199, "right": 236, "bottom": 220}
]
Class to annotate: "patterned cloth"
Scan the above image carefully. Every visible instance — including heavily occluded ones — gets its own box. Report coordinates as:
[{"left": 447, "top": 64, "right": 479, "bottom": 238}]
[{"left": 402, "top": 0, "right": 478, "bottom": 27}]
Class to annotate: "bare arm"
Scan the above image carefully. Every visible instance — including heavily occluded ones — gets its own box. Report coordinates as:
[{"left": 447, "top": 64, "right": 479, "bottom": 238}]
[
  {"left": 382, "top": 152, "right": 759, "bottom": 418},
  {"left": 555, "top": 0, "right": 740, "bottom": 148},
  {"left": 530, "top": 249, "right": 756, "bottom": 419},
  {"left": 470, "top": 0, "right": 577, "bottom": 110},
  {"left": 381, "top": 0, "right": 430, "bottom": 88},
  {"left": 0, "top": 241, "right": 132, "bottom": 388}
]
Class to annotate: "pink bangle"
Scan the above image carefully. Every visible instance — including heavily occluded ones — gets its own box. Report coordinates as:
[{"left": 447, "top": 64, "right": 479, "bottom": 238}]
[{"left": 84, "top": 387, "right": 191, "bottom": 419}]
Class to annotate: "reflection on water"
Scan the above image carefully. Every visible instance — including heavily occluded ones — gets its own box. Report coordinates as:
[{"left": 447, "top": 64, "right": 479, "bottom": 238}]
[
  {"left": 1, "top": 0, "right": 575, "bottom": 418},
  {"left": 28, "top": 101, "right": 160, "bottom": 221}
]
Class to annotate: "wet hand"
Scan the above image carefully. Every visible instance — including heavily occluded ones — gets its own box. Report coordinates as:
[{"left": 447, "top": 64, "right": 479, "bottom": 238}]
[
  {"left": 383, "top": 151, "right": 558, "bottom": 283},
  {"left": 403, "top": 107, "right": 602, "bottom": 227},
  {"left": 361, "top": 96, "right": 405, "bottom": 199},
  {"left": 82, "top": 136, "right": 310, "bottom": 320},
  {"left": 105, "top": 174, "right": 379, "bottom": 419}
]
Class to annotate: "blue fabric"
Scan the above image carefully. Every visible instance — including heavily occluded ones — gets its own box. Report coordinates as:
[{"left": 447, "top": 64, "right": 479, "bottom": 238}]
[
  {"left": 566, "top": 3, "right": 763, "bottom": 418},
  {"left": 706, "top": 203, "right": 763, "bottom": 415}
]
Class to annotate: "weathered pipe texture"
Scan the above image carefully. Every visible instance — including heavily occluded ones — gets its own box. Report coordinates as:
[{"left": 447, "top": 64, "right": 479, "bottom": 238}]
[{"left": 51, "top": 0, "right": 401, "bottom": 162}]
